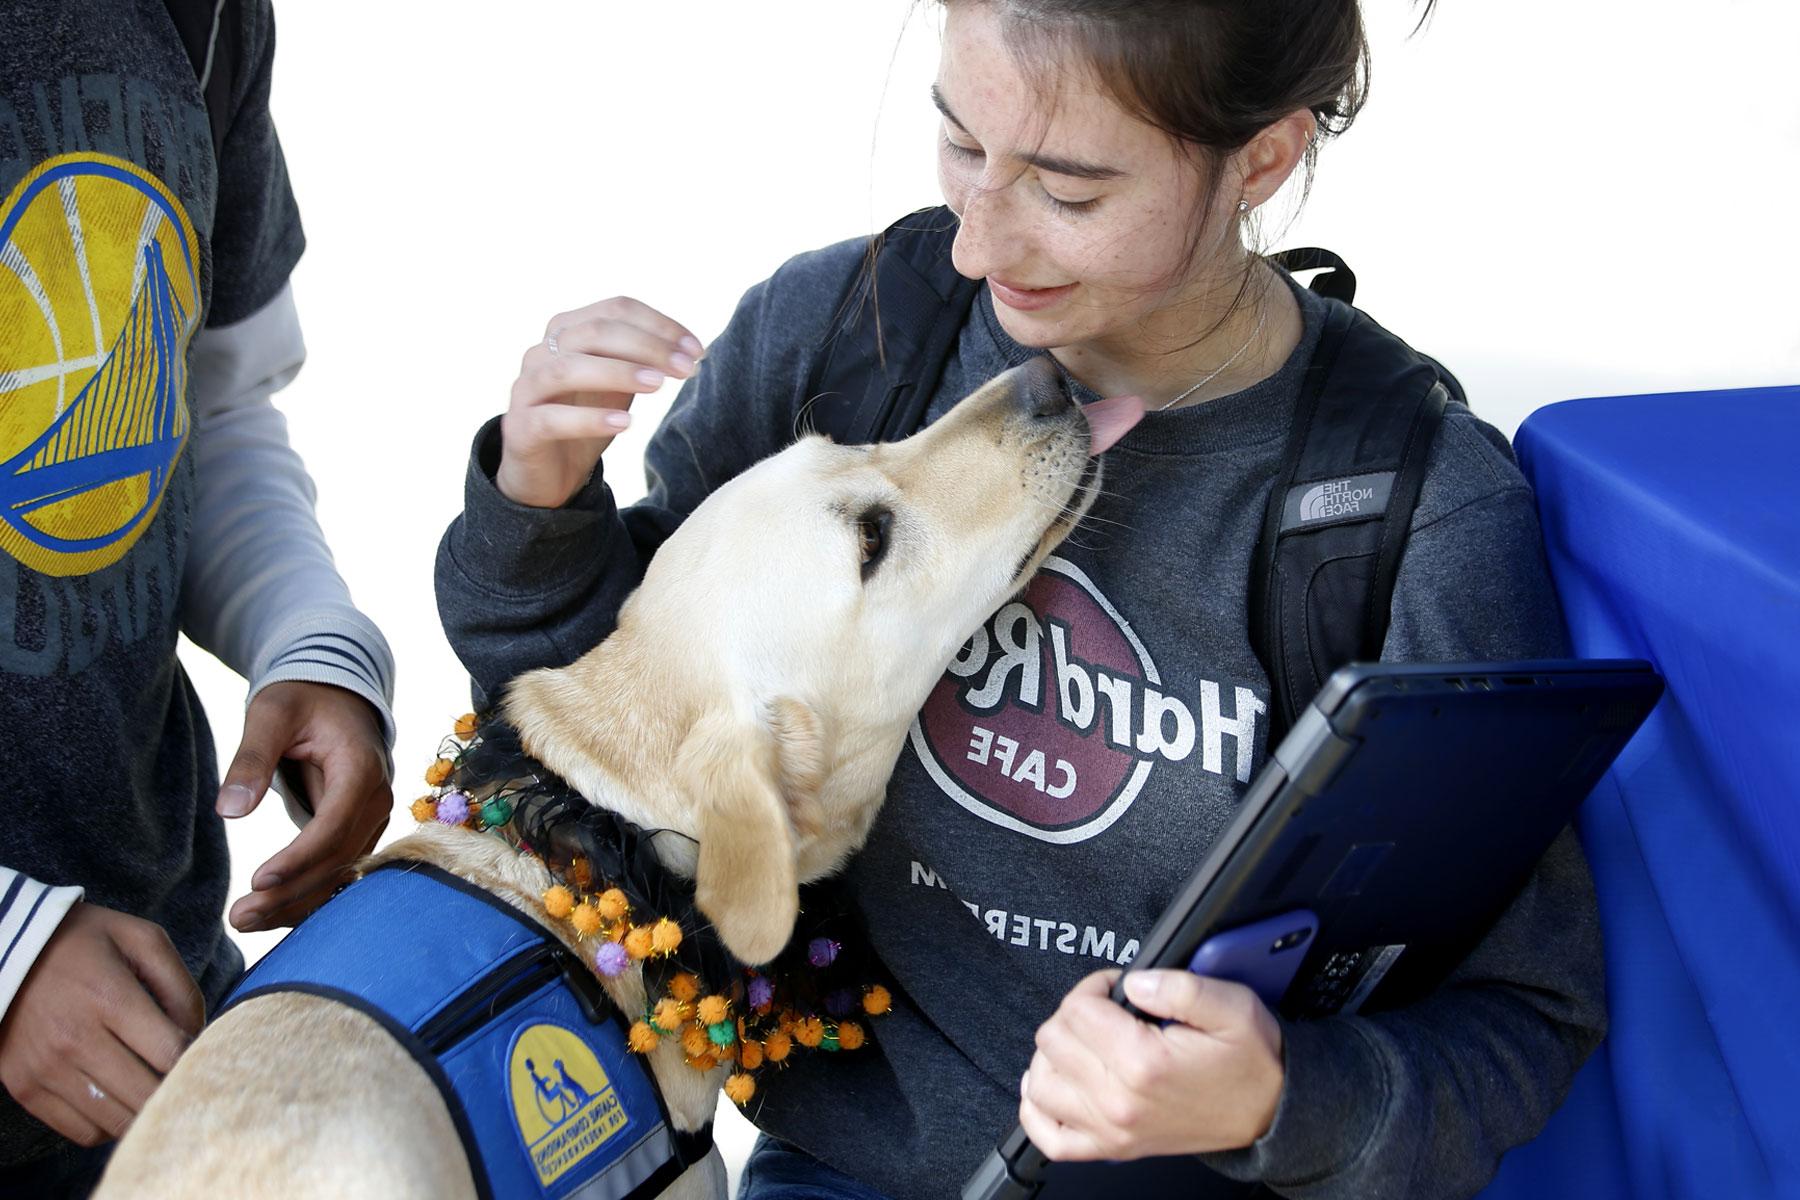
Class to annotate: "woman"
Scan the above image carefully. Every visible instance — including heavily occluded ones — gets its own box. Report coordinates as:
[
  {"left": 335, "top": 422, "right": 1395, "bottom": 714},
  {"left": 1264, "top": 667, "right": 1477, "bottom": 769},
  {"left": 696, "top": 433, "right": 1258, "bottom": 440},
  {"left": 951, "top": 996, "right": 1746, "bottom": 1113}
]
[{"left": 435, "top": 2, "right": 1604, "bottom": 1196}]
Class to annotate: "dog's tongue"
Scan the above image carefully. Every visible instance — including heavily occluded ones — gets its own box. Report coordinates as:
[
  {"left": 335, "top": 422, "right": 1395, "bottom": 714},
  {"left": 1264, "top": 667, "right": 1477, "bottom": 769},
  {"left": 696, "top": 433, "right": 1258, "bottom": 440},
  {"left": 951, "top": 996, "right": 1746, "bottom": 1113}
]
[{"left": 1082, "top": 394, "right": 1146, "bottom": 456}]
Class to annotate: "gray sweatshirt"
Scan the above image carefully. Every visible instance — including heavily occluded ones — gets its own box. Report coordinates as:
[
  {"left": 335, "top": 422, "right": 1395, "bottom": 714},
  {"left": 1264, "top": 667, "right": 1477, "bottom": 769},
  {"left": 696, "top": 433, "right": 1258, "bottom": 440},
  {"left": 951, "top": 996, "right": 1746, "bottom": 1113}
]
[{"left": 436, "top": 234, "right": 1605, "bottom": 1200}]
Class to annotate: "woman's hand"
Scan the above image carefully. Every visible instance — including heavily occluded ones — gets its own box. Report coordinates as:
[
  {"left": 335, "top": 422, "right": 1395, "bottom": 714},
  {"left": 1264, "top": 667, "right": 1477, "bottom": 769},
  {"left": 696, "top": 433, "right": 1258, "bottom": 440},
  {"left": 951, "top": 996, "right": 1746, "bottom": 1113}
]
[
  {"left": 215, "top": 681, "right": 393, "bottom": 932},
  {"left": 1019, "top": 969, "right": 1285, "bottom": 1161},
  {"left": 0, "top": 902, "right": 203, "bottom": 1145},
  {"left": 497, "top": 297, "right": 704, "bottom": 509}
]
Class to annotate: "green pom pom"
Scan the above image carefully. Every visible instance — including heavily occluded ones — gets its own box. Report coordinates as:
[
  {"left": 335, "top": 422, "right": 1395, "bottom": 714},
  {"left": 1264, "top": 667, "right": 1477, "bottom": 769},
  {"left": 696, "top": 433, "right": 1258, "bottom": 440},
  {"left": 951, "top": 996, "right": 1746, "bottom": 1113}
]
[
  {"left": 707, "top": 1021, "right": 737, "bottom": 1047},
  {"left": 479, "top": 796, "right": 515, "bottom": 827},
  {"left": 820, "top": 1030, "right": 840, "bottom": 1052}
]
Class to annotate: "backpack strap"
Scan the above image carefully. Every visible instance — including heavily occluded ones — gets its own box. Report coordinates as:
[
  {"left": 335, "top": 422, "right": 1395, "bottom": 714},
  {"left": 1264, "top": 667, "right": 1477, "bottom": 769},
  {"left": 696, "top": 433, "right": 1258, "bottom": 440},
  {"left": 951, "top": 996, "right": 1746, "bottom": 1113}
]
[
  {"left": 162, "top": 0, "right": 240, "bottom": 162},
  {"left": 1270, "top": 246, "right": 1357, "bottom": 305},
  {"left": 1247, "top": 301, "right": 1452, "bottom": 738},
  {"left": 805, "top": 206, "right": 981, "bottom": 444}
]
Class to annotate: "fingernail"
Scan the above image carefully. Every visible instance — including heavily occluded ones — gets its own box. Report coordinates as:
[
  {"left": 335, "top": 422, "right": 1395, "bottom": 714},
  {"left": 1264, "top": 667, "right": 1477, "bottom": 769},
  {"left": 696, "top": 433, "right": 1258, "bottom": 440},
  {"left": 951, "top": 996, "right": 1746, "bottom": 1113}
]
[
  {"left": 603, "top": 410, "right": 632, "bottom": 431},
  {"left": 669, "top": 351, "right": 695, "bottom": 375},
  {"left": 1125, "top": 972, "right": 1162, "bottom": 1002},
  {"left": 217, "top": 784, "right": 258, "bottom": 817},
  {"left": 679, "top": 335, "right": 703, "bottom": 357},
  {"left": 252, "top": 871, "right": 282, "bottom": 890},
  {"left": 634, "top": 368, "right": 665, "bottom": 387}
]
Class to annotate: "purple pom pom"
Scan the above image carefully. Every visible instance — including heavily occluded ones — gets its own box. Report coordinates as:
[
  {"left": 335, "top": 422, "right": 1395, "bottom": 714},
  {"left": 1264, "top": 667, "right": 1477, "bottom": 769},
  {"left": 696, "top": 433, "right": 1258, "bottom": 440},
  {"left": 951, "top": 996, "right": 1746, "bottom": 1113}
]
[
  {"left": 747, "top": 976, "right": 774, "bottom": 1010},
  {"left": 434, "top": 791, "right": 471, "bottom": 824},
  {"left": 824, "top": 988, "right": 855, "bottom": 1017},
  {"left": 593, "top": 941, "right": 629, "bottom": 977},
  {"left": 807, "top": 937, "right": 841, "bottom": 969}
]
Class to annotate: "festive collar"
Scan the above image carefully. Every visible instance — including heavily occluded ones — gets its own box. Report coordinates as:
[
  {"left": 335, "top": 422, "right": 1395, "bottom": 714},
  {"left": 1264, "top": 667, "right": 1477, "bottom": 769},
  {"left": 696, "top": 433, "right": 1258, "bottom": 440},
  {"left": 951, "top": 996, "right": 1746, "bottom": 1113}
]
[{"left": 410, "top": 713, "right": 891, "bottom": 1107}]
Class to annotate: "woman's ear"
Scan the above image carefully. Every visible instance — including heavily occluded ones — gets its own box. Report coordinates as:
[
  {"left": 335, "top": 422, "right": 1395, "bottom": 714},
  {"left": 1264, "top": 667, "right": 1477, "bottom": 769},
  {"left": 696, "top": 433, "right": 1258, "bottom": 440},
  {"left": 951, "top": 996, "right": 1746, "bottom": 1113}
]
[
  {"left": 1236, "top": 108, "right": 1315, "bottom": 210},
  {"left": 675, "top": 699, "right": 824, "bottom": 965}
]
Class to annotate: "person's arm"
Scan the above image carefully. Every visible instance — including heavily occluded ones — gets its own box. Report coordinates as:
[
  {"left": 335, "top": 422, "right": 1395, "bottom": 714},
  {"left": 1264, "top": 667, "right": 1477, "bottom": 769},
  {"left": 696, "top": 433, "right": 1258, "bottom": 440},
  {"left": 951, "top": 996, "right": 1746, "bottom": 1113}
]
[
  {"left": 178, "top": 282, "right": 397, "bottom": 932},
  {"left": 180, "top": 282, "right": 396, "bottom": 741},
  {"left": 179, "top": 0, "right": 394, "bottom": 931},
  {"left": 184, "top": 0, "right": 392, "bottom": 736},
  {"left": 435, "top": 242, "right": 864, "bottom": 707},
  {"left": 0, "top": 870, "right": 84, "bottom": 1021}
]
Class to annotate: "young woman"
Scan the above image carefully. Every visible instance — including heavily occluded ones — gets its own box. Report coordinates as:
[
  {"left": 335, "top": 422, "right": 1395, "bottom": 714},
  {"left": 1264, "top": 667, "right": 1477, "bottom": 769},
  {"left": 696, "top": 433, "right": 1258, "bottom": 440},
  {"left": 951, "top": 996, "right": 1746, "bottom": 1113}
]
[{"left": 436, "top": 2, "right": 1604, "bottom": 1196}]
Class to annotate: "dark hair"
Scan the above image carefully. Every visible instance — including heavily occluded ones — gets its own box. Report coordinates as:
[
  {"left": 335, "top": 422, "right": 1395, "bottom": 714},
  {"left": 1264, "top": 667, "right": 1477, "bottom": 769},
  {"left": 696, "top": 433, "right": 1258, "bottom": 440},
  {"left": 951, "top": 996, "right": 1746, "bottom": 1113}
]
[
  {"left": 935, "top": 0, "right": 1436, "bottom": 331},
  {"left": 968, "top": 1, "right": 1393, "bottom": 207}
]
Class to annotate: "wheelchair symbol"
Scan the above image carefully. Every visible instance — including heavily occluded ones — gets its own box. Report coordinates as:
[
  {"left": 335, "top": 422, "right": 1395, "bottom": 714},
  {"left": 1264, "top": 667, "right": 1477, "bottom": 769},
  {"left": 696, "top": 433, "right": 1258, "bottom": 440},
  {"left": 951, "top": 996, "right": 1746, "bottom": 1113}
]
[{"left": 525, "top": 1057, "right": 593, "bottom": 1128}]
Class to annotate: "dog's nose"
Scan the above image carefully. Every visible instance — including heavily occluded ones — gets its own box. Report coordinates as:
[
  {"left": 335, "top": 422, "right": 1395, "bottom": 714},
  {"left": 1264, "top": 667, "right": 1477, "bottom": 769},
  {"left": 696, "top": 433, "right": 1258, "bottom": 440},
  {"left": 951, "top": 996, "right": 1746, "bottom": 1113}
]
[{"left": 1013, "top": 354, "right": 1071, "bottom": 421}]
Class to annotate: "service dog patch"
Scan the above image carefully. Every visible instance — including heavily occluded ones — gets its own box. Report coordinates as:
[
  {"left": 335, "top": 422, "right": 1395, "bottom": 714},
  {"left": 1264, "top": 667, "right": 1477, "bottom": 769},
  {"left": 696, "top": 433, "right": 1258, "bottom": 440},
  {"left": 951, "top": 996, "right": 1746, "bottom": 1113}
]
[{"left": 508, "top": 1022, "right": 628, "bottom": 1186}]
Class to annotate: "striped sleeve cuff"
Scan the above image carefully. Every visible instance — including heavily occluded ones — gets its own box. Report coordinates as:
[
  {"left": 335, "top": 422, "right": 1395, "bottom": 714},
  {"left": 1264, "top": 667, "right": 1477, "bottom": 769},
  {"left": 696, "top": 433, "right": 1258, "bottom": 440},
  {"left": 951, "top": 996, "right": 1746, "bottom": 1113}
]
[
  {"left": 247, "top": 604, "right": 398, "bottom": 749},
  {"left": 0, "top": 869, "right": 84, "bottom": 1023}
]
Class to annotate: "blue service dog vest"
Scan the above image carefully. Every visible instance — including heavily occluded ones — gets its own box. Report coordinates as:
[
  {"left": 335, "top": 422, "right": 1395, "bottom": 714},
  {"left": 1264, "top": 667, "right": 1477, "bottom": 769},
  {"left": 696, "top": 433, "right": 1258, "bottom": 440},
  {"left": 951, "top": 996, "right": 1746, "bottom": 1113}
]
[{"left": 220, "top": 862, "right": 711, "bottom": 1200}]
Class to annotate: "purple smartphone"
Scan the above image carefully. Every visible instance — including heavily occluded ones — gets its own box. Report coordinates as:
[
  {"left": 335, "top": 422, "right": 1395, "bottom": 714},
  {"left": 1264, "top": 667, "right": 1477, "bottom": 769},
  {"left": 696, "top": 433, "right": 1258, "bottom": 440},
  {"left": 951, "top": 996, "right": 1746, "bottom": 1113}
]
[{"left": 1183, "top": 909, "right": 1318, "bottom": 1009}]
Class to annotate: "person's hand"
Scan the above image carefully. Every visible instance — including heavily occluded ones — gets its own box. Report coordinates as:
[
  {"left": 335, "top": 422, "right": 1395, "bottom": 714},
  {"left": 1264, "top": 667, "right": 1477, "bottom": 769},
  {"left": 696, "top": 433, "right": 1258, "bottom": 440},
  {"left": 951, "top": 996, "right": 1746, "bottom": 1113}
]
[
  {"left": 0, "top": 902, "right": 203, "bottom": 1145},
  {"left": 1019, "top": 968, "right": 1285, "bottom": 1161},
  {"left": 216, "top": 681, "right": 392, "bottom": 932},
  {"left": 497, "top": 297, "right": 704, "bottom": 509}
]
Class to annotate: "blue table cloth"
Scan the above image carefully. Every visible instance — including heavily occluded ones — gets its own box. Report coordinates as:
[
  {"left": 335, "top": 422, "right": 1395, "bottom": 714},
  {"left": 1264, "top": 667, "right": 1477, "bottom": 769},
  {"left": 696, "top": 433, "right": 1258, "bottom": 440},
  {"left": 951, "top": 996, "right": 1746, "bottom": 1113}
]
[{"left": 1480, "top": 385, "right": 1800, "bottom": 1200}]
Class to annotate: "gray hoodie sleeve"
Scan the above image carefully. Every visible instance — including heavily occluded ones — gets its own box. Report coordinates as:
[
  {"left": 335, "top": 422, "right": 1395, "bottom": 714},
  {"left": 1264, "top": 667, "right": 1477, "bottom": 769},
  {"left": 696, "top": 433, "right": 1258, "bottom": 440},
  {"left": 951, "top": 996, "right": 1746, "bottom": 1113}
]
[
  {"left": 434, "top": 240, "right": 867, "bottom": 706},
  {"left": 1200, "top": 414, "right": 1607, "bottom": 1198}
]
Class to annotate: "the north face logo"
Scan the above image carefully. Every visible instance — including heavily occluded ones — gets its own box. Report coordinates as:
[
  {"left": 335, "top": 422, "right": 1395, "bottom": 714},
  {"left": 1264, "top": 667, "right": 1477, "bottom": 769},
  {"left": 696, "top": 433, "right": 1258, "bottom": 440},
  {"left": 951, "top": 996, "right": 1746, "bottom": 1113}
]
[
  {"left": 1299, "top": 479, "right": 1377, "bottom": 522},
  {"left": 909, "top": 556, "right": 1265, "bottom": 844},
  {"left": 1283, "top": 471, "right": 1394, "bottom": 531}
]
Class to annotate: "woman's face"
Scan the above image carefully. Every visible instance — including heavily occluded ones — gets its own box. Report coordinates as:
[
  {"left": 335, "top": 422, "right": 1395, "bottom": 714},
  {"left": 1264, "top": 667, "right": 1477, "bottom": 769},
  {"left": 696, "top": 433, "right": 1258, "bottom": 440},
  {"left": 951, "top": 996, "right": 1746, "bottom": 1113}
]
[{"left": 935, "top": 3, "right": 1239, "bottom": 355}]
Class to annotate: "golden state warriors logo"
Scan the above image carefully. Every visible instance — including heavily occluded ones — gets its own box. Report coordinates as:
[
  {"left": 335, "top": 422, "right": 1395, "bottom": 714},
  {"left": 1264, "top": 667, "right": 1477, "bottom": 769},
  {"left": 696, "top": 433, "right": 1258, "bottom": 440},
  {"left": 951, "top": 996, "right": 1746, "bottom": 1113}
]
[
  {"left": 509, "top": 1022, "right": 627, "bottom": 1186},
  {"left": 0, "top": 153, "right": 199, "bottom": 578}
]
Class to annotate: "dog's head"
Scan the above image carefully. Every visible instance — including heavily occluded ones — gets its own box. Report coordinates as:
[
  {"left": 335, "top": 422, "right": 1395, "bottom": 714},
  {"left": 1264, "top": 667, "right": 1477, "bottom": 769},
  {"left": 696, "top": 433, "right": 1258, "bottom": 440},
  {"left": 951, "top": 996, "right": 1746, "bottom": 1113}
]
[{"left": 505, "top": 358, "right": 1140, "bottom": 963}]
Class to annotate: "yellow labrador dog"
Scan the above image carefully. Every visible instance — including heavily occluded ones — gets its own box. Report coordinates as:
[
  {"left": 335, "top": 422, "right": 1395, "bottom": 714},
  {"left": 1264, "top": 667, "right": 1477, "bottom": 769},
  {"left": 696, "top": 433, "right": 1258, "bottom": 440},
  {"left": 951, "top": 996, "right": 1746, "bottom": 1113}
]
[{"left": 95, "top": 358, "right": 1143, "bottom": 1199}]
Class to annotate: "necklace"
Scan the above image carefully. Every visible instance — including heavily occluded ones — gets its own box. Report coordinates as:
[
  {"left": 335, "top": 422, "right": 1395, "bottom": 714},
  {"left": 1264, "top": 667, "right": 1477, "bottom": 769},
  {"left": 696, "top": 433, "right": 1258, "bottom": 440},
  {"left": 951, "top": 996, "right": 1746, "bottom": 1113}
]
[{"left": 1154, "top": 302, "right": 1269, "bottom": 412}]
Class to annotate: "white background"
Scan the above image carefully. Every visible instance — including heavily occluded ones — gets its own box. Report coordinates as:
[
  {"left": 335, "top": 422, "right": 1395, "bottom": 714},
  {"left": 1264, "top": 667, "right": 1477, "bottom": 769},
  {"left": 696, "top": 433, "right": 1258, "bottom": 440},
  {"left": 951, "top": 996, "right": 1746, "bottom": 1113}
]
[{"left": 190, "top": 0, "right": 1800, "bottom": 1183}]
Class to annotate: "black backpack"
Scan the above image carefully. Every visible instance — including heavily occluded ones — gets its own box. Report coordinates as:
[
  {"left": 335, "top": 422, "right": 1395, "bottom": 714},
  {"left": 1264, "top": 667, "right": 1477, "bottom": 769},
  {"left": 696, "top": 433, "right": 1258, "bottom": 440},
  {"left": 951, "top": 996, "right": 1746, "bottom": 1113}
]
[{"left": 803, "top": 207, "right": 1459, "bottom": 739}]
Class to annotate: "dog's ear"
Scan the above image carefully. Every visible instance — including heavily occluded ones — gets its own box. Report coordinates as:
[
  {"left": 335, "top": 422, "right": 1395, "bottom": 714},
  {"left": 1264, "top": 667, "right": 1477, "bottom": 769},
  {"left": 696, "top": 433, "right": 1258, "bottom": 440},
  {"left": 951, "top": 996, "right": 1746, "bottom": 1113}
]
[
  {"left": 676, "top": 699, "right": 825, "bottom": 965},
  {"left": 765, "top": 696, "right": 827, "bottom": 840}
]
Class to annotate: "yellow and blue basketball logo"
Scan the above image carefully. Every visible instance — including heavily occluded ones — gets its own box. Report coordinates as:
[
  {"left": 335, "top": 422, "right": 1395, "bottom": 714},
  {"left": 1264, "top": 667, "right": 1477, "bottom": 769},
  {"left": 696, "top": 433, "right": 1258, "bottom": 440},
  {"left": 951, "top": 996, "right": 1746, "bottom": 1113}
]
[
  {"left": 0, "top": 153, "right": 199, "bottom": 578},
  {"left": 508, "top": 1022, "right": 627, "bottom": 1187}
]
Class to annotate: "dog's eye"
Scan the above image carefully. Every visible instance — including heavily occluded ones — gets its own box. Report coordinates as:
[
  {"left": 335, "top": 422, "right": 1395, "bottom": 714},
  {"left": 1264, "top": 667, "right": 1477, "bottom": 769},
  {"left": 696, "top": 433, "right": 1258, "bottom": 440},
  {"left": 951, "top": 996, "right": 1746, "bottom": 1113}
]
[{"left": 857, "top": 509, "right": 891, "bottom": 579}]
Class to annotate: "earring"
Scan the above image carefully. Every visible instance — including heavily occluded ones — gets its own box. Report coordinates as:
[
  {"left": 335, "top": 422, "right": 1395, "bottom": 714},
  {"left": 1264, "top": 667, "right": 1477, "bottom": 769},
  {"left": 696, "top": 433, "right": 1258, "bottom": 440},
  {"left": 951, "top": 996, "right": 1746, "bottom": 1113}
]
[{"left": 1237, "top": 199, "right": 1251, "bottom": 213}]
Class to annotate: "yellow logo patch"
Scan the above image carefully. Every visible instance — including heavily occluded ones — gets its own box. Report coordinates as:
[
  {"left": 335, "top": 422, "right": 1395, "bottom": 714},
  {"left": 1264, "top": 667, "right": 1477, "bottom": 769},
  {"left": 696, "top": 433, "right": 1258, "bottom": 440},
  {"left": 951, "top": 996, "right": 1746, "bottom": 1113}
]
[
  {"left": 0, "top": 153, "right": 200, "bottom": 577},
  {"left": 508, "top": 1022, "right": 628, "bottom": 1186}
]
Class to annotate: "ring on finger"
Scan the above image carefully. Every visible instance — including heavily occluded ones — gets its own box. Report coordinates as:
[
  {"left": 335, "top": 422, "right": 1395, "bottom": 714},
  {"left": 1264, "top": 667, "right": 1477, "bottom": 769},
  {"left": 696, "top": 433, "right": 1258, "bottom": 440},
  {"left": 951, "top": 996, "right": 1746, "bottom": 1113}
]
[
  {"left": 86, "top": 1081, "right": 107, "bottom": 1104},
  {"left": 545, "top": 327, "right": 564, "bottom": 357}
]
